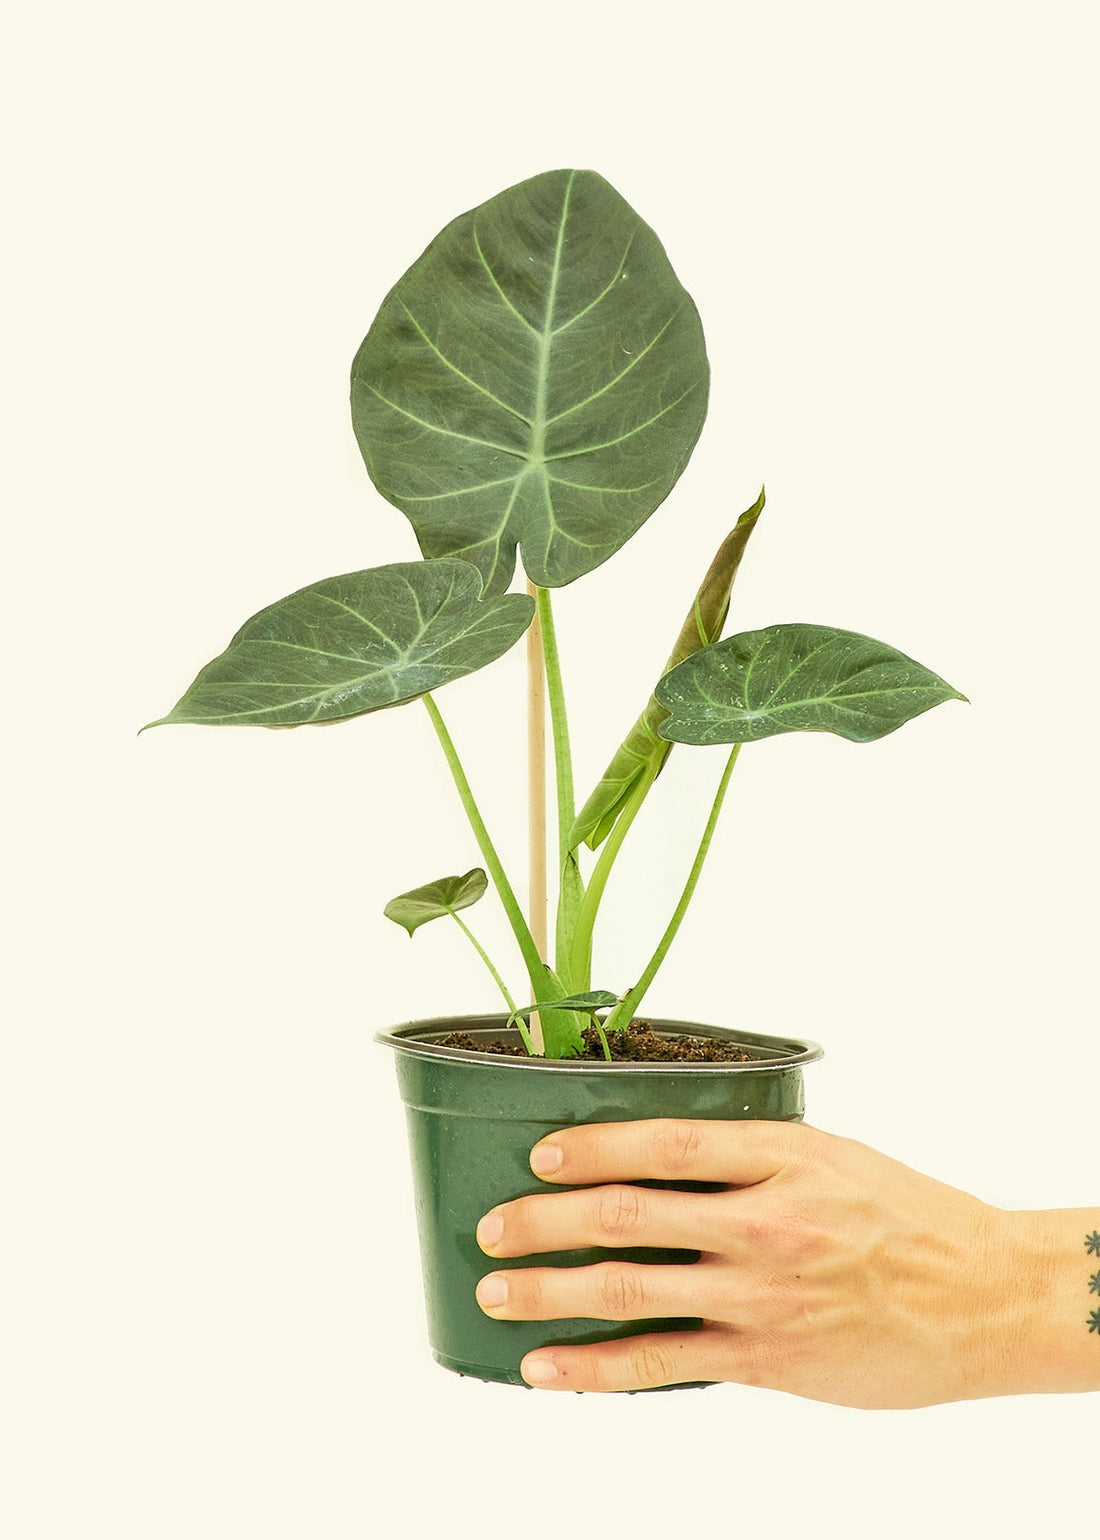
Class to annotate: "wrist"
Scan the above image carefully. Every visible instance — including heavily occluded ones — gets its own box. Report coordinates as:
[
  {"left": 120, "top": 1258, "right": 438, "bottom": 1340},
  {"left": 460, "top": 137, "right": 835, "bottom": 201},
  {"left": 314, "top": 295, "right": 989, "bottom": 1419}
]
[{"left": 987, "top": 1208, "right": 1100, "bottom": 1396}]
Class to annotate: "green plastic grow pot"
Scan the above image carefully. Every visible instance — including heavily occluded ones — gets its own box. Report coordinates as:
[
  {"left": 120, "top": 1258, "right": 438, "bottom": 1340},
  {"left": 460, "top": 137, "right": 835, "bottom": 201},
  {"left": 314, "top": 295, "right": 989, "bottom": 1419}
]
[{"left": 377, "top": 1013, "right": 822, "bottom": 1388}]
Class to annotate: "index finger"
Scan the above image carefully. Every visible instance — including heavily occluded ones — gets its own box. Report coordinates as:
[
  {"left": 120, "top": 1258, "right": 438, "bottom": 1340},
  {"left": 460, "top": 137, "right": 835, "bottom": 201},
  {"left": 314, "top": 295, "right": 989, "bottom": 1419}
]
[{"left": 530, "top": 1118, "right": 813, "bottom": 1186}]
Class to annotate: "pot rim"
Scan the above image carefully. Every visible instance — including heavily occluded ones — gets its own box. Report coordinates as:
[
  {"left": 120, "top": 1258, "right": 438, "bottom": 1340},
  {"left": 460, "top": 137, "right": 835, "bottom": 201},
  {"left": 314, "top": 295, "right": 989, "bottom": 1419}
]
[{"left": 375, "top": 1013, "right": 824, "bottom": 1073}]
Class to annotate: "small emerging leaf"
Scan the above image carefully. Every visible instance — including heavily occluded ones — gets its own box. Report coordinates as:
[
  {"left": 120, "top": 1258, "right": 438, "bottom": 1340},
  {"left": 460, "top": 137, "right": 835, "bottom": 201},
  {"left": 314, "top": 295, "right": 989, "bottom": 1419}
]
[
  {"left": 570, "top": 491, "right": 764, "bottom": 849},
  {"left": 656, "top": 624, "right": 967, "bottom": 745},
  {"left": 384, "top": 868, "right": 488, "bottom": 936},
  {"left": 145, "top": 560, "right": 534, "bottom": 729},
  {"left": 508, "top": 989, "right": 619, "bottom": 1027},
  {"left": 555, "top": 847, "right": 586, "bottom": 986}
]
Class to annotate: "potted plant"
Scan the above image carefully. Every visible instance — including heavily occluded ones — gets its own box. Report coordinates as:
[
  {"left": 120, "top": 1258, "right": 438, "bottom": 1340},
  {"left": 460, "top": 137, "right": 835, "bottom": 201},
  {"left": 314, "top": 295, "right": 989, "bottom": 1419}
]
[{"left": 145, "top": 168, "right": 965, "bottom": 1387}]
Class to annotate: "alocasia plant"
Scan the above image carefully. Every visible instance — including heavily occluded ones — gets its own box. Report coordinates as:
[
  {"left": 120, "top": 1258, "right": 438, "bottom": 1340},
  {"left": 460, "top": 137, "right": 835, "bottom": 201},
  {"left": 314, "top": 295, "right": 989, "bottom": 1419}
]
[{"left": 147, "top": 168, "right": 965, "bottom": 1057}]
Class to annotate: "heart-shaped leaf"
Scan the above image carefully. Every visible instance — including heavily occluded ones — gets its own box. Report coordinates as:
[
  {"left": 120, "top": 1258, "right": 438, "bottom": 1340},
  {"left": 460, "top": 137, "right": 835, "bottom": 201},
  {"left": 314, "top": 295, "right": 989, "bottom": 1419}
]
[
  {"left": 146, "top": 560, "right": 534, "bottom": 729},
  {"left": 655, "top": 624, "right": 966, "bottom": 745},
  {"left": 351, "top": 168, "right": 709, "bottom": 594},
  {"left": 384, "top": 868, "right": 488, "bottom": 936},
  {"left": 570, "top": 491, "right": 764, "bottom": 850}
]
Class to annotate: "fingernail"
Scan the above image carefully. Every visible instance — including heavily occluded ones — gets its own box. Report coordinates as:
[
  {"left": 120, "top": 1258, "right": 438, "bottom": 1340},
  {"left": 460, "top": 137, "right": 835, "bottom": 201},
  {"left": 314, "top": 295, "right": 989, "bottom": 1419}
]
[
  {"left": 476, "top": 1274, "right": 508, "bottom": 1309},
  {"left": 477, "top": 1211, "right": 504, "bottom": 1249},
  {"left": 523, "top": 1355, "right": 558, "bottom": 1385},
  {"left": 531, "top": 1142, "right": 563, "bottom": 1175}
]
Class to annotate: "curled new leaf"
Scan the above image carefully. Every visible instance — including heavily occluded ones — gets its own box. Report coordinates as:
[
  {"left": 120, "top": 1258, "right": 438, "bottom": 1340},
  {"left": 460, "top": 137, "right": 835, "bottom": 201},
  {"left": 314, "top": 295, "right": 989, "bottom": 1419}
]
[
  {"left": 655, "top": 624, "right": 967, "bottom": 745},
  {"left": 384, "top": 868, "right": 488, "bottom": 936},
  {"left": 352, "top": 168, "right": 709, "bottom": 595},
  {"left": 570, "top": 491, "right": 764, "bottom": 849},
  {"left": 145, "top": 560, "right": 534, "bottom": 729}
]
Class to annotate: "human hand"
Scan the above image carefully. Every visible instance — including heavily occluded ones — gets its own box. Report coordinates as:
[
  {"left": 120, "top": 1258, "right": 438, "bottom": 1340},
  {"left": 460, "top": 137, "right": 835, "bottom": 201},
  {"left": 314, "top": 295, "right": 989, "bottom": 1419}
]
[{"left": 474, "top": 1120, "right": 1099, "bottom": 1404}]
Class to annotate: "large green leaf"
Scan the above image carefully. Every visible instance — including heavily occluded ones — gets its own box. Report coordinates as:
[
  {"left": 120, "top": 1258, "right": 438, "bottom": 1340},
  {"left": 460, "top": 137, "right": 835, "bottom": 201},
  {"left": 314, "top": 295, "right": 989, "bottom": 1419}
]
[
  {"left": 351, "top": 168, "right": 709, "bottom": 595},
  {"left": 146, "top": 560, "right": 534, "bottom": 729},
  {"left": 570, "top": 491, "right": 764, "bottom": 850},
  {"left": 655, "top": 624, "right": 966, "bottom": 745},
  {"left": 384, "top": 868, "right": 488, "bottom": 936}
]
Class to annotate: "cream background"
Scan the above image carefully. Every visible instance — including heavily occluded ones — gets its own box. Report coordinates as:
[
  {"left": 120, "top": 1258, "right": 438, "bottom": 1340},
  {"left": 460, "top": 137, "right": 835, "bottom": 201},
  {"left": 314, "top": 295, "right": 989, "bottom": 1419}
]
[{"left": 4, "top": 2, "right": 1097, "bottom": 1535}]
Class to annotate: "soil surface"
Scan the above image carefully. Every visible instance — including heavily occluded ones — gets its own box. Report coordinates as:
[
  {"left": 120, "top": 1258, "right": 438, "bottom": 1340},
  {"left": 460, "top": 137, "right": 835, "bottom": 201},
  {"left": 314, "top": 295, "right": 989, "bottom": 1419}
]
[{"left": 437, "top": 1020, "right": 754, "bottom": 1063}]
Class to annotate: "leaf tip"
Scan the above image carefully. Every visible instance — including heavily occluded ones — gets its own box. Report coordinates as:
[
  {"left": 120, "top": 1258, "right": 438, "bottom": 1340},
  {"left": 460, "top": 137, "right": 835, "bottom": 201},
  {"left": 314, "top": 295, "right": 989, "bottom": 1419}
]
[
  {"left": 382, "top": 904, "right": 418, "bottom": 939},
  {"left": 737, "top": 487, "right": 765, "bottom": 526}
]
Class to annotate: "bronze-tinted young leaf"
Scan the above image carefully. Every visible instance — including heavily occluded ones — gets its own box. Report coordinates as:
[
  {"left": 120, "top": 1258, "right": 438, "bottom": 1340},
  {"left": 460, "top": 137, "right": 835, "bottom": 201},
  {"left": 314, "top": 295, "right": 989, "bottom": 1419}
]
[
  {"left": 146, "top": 560, "right": 534, "bottom": 729},
  {"left": 384, "top": 868, "right": 488, "bottom": 937},
  {"left": 570, "top": 492, "right": 764, "bottom": 849},
  {"left": 351, "top": 168, "right": 709, "bottom": 595},
  {"left": 656, "top": 624, "right": 966, "bottom": 745}
]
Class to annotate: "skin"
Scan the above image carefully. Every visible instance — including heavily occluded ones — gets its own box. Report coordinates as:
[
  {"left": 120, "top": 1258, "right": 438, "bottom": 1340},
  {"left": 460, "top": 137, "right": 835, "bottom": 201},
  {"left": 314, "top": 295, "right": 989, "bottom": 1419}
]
[{"left": 474, "top": 1120, "right": 1100, "bottom": 1404}]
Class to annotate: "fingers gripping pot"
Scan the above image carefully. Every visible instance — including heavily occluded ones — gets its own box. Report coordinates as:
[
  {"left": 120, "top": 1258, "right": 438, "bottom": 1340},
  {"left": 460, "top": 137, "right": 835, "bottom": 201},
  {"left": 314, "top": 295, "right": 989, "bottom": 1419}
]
[{"left": 377, "top": 1015, "right": 822, "bottom": 1389}]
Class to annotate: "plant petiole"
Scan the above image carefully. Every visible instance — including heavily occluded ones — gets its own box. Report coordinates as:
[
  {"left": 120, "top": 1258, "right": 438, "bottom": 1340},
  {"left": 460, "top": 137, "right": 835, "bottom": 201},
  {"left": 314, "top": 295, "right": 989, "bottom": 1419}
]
[
  {"left": 447, "top": 910, "right": 519, "bottom": 1017},
  {"left": 422, "top": 693, "right": 548, "bottom": 1000},
  {"left": 604, "top": 743, "right": 743, "bottom": 1035},
  {"left": 535, "top": 586, "right": 588, "bottom": 990},
  {"left": 568, "top": 752, "right": 663, "bottom": 989}
]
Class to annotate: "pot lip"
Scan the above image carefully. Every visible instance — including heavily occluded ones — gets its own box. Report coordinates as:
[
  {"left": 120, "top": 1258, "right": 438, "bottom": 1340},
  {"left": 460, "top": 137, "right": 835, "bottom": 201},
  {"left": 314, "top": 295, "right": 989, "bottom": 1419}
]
[{"left": 375, "top": 1013, "right": 824, "bottom": 1072}]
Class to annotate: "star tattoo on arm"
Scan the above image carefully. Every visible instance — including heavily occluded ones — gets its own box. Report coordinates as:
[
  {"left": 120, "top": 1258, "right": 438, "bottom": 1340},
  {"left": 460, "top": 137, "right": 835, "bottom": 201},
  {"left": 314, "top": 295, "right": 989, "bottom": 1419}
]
[{"left": 1085, "top": 1236, "right": 1100, "bottom": 1337}]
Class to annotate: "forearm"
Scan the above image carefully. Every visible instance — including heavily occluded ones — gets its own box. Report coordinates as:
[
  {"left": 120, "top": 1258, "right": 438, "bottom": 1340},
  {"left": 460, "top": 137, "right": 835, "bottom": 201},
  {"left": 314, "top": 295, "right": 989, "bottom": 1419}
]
[{"left": 995, "top": 1208, "right": 1100, "bottom": 1396}]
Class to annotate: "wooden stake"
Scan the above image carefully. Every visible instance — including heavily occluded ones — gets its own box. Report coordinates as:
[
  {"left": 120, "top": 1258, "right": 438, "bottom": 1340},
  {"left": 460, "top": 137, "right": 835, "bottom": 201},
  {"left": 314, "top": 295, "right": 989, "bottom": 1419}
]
[{"left": 526, "top": 580, "right": 547, "bottom": 1054}]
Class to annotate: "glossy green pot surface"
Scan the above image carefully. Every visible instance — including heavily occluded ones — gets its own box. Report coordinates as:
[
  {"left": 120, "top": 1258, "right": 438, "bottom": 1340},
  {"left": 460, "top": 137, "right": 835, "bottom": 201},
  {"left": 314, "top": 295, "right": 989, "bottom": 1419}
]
[{"left": 377, "top": 1014, "right": 822, "bottom": 1388}]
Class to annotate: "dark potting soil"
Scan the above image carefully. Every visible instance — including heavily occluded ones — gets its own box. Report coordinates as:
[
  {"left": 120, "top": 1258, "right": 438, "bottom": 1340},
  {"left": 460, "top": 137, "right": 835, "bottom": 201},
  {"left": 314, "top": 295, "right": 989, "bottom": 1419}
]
[{"left": 437, "top": 1021, "right": 754, "bottom": 1063}]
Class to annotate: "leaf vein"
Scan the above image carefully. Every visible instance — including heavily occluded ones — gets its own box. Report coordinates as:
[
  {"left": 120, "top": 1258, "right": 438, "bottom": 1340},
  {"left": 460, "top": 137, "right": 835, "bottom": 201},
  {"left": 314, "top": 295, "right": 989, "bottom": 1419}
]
[
  {"left": 402, "top": 475, "right": 521, "bottom": 504},
  {"left": 551, "top": 236, "right": 635, "bottom": 336},
  {"left": 472, "top": 224, "right": 541, "bottom": 336},
  {"left": 312, "top": 590, "right": 404, "bottom": 650},
  {"left": 545, "top": 309, "right": 682, "bottom": 427},
  {"left": 547, "top": 475, "right": 661, "bottom": 495},
  {"left": 760, "top": 637, "right": 838, "bottom": 708},
  {"left": 362, "top": 384, "right": 528, "bottom": 459},
  {"left": 399, "top": 302, "right": 533, "bottom": 425},
  {"left": 542, "top": 379, "right": 702, "bottom": 460},
  {"left": 245, "top": 638, "right": 384, "bottom": 666}
]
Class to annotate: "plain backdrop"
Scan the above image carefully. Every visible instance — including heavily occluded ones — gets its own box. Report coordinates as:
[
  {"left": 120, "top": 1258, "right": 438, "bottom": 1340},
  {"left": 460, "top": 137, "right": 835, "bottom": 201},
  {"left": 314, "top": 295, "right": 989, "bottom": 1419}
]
[{"left": 4, "top": 2, "right": 1097, "bottom": 1536}]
